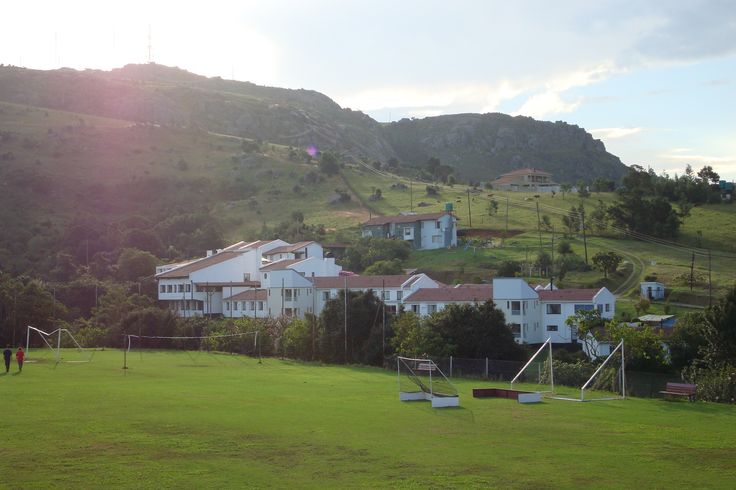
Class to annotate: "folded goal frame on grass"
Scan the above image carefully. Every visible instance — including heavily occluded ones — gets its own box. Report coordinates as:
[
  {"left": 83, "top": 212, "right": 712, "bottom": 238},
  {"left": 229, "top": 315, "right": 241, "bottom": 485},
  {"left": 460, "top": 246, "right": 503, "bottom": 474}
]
[
  {"left": 25, "top": 325, "right": 95, "bottom": 364},
  {"left": 397, "top": 356, "right": 459, "bottom": 408}
]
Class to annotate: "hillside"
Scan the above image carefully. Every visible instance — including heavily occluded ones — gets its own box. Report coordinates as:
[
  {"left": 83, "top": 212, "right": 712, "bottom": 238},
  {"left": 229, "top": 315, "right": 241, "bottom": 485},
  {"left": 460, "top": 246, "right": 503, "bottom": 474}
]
[
  {"left": 0, "top": 64, "right": 626, "bottom": 183},
  {"left": 384, "top": 113, "right": 628, "bottom": 183}
]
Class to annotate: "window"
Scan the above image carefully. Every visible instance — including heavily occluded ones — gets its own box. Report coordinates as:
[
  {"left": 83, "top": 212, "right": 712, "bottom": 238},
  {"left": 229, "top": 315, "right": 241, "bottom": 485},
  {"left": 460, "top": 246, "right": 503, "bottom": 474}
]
[
  {"left": 233, "top": 301, "right": 239, "bottom": 310},
  {"left": 178, "top": 285, "right": 184, "bottom": 293},
  {"left": 396, "top": 291, "right": 403, "bottom": 300},
  {"left": 322, "top": 291, "right": 330, "bottom": 301},
  {"left": 546, "top": 325, "right": 558, "bottom": 332},
  {"left": 258, "top": 301, "right": 264, "bottom": 311},
  {"left": 596, "top": 304, "right": 603, "bottom": 313},
  {"left": 248, "top": 301, "right": 255, "bottom": 311},
  {"left": 511, "top": 301, "right": 521, "bottom": 315},
  {"left": 264, "top": 273, "right": 267, "bottom": 279},
  {"left": 381, "top": 290, "right": 390, "bottom": 301},
  {"left": 285, "top": 289, "right": 293, "bottom": 301},
  {"left": 411, "top": 305, "right": 419, "bottom": 313},
  {"left": 241, "top": 302, "right": 246, "bottom": 311},
  {"left": 436, "top": 221, "right": 441, "bottom": 229},
  {"left": 404, "top": 228, "right": 412, "bottom": 237},
  {"left": 574, "top": 304, "right": 594, "bottom": 312},
  {"left": 546, "top": 304, "right": 561, "bottom": 314},
  {"left": 431, "top": 236, "right": 440, "bottom": 243},
  {"left": 185, "top": 284, "right": 191, "bottom": 293},
  {"left": 428, "top": 304, "right": 437, "bottom": 314},
  {"left": 167, "top": 285, "right": 173, "bottom": 293},
  {"left": 509, "top": 323, "right": 521, "bottom": 338},
  {"left": 225, "top": 302, "right": 230, "bottom": 311},
  {"left": 605, "top": 303, "right": 610, "bottom": 312},
  {"left": 160, "top": 285, "right": 165, "bottom": 293}
]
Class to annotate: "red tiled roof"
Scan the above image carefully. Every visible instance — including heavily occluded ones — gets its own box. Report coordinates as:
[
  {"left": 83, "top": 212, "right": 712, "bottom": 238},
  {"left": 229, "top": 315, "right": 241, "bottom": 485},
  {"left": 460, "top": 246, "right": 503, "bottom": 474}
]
[
  {"left": 193, "top": 281, "right": 260, "bottom": 287},
  {"left": 313, "top": 275, "right": 418, "bottom": 289},
  {"left": 223, "top": 289, "right": 267, "bottom": 301},
  {"left": 538, "top": 288, "right": 601, "bottom": 302},
  {"left": 363, "top": 212, "right": 453, "bottom": 226},
  {"left": 404, "top": 285, "right": 493, "bottom": 303},
  {"left": 265, "top": 241, "right": 315, "bottom": 255},
  {"left": 260, "top": 259, "right": 306, "bottom": 271},
  {"left": 497, "top": 167, "right": 552, "bottom": 178},
  {"left": 155, "top": 252, "right": 240, "bottom": 278}
]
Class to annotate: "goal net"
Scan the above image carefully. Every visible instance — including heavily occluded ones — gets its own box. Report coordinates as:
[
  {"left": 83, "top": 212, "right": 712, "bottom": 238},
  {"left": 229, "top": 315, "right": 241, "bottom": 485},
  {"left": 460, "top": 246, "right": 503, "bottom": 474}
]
[
  {"left": 25, "top": 326, "right": 95, "bottom": 364},
  {"left": 510, "top": 337, "right": 554, "bottom": 394},
  {"left": 124, "top": 330, "right": 260, "bottom": 369},
  {"left": 397, "top": 356, "right": 459, "bottom": 408}
]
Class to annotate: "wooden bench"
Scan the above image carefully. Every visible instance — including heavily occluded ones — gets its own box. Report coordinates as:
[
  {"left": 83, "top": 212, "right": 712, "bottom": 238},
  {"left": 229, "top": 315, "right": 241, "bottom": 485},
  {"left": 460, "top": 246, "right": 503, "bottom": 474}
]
[{"left": 659, "top": 382, "right": 696, "bottom": 401}]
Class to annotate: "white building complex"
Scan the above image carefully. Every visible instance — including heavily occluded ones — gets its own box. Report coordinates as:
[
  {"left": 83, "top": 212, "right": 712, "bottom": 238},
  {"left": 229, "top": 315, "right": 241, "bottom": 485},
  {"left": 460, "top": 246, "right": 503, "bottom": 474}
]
[{"left": 156, "top": 241, "right": 615, "bottom": 348}]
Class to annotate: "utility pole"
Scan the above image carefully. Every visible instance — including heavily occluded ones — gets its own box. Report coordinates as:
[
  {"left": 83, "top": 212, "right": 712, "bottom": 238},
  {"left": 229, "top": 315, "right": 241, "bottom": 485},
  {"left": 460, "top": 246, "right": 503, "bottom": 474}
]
[
  {"left": 504, "top": 194, "right": 509, "bottom": 245},
  {"left": 551, "top": 225, "right": 555, "bottom": 278},
  {"left": 580, "top": 207, "right": 589, "bottom": 265},
  {"left": 689, "top": 253, "right": 695, "bottom": 292},
  {"left": 708, "top": 250, "right": 712, "bottom": 307},
  {"left": 382, "top": 279, "right": 386, "bottom": 356},
  {"left": 467, "top": 188, "right": 472, "bottom": 228},
  {"left": 410, "top": 179, "right": 413, "bottom": 212},
  {"left": 535, "top": 199, "right": 542, "bottom": 251},
  {"left": 344, "top": 276, "right": 348, "bottom": 363}
]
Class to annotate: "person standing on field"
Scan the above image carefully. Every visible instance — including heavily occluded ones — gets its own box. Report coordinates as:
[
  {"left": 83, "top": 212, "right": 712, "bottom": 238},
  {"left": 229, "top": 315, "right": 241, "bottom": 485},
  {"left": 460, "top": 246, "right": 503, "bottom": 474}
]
[
  {"left": 3, "top": 345, "right": 11, "bottom": 373},
  {"left": 16, "top": 346, "right": 24, "bottom": 372}
]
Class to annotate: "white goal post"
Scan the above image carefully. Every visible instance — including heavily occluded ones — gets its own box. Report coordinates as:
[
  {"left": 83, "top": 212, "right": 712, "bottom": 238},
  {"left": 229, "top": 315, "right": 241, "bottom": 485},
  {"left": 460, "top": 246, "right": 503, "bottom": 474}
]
[
  {"left": 397, "top": 356, "right": 459, "bottom": 408},
  {"left": 25, "top": 325, "right": 93, "bottom": 363},
  {"left": 510, "top": 337, "right": 554, "bottom": 393},
  {"left": 552, "top": 339, "right": 626, "bottom": 402}
]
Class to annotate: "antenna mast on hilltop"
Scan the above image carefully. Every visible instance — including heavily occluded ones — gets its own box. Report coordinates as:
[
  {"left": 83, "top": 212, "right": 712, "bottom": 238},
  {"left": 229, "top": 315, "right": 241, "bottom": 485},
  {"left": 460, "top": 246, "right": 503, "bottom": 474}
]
[{"left": 147, "top": 25, "right": 153, "bottom": 63}]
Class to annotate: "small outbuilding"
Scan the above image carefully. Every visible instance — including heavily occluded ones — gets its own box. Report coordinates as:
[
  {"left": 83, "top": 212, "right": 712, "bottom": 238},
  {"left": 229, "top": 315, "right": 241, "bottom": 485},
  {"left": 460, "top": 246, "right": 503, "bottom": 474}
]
[{"left": 640, "top": 281, "right": 665, "bottom": 301}]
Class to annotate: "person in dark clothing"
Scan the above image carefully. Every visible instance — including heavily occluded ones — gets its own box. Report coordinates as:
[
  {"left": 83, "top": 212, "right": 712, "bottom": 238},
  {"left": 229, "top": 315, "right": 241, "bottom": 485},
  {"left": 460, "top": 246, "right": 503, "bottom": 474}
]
[
  {"left": 16, "top": 346, "right": 24, "bottom": 372},
  {"left": 3, "top": 345, "right": 11, "bottom": 373}
]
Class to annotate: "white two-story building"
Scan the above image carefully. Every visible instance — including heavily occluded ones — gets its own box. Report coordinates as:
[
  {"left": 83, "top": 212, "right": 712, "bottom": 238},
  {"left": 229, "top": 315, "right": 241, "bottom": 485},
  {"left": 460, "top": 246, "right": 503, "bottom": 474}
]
[{"left": 403, "top": 278, "right": 615, "bottom": 347}]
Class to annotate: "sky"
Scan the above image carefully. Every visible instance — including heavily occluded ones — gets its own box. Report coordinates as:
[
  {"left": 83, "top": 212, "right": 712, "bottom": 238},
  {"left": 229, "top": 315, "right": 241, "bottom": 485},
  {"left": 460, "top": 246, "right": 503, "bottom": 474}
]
[{"left": 2, "top": 0, "right": 736, "bottom": 179}]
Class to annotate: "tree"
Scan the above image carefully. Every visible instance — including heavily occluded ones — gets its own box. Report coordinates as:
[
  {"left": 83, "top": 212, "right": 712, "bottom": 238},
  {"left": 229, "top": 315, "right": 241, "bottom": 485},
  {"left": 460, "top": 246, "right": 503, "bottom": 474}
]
[
  {"left": 536, "top": 251, "right": 552, "bottom": 277},
  {"left": 606, "top": 322, "right": 669, "bottom": 372},
  {"left": 283, "top": 318, "right": 312, "bottom": 361},
  {"left": 390, "top": 312, "right": 446, "bottom": 358},
  {"left": 557, "top": 241, "right": 572, "bottom": 255},
  {"left": 591, "top": 251, "right": 622, "bottom": 279},
  {"left": 697, "top": 165, "right": 720, "bottom": 186},
  {"left": 116, "top": 248, "right": 159, "bottom": 282},
  {"left": 565, "top": 309, "right": 606, "bottom": 359},
  {"left": 319, "top": 290, "right": 387, "bottom": 365},
  {"left": 560, "top": 183, "right": 572, "bottom": 200},
  {"left": 496, "top": 260, "right": 521, "bottom": 277},
  {"left": 364, "top": 258, "right": 404, "bottom": 275},
  {"left": 319, "top": 152, "right": 340, "bottom": 174},
  {"left": 487, "top": 198, "right": 498, "bottom": 216},
  {"left": 425, "top": 302, "right": 524, "bottom": 359},
  {"left": 700, "top": 284, "right": 736, "bottom": 366},
  {"left": 668, "top": 312, "right": 708, "bottom": 371},
  {"left": 343, "top": 237, "right": 411, "bottom": 273}
]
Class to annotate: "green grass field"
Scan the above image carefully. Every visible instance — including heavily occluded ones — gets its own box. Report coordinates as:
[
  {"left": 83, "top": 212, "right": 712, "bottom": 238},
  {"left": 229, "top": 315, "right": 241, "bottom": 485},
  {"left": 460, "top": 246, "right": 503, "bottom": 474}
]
[{"left": 3, "top": 350, "right": 734, "bottom": 488}]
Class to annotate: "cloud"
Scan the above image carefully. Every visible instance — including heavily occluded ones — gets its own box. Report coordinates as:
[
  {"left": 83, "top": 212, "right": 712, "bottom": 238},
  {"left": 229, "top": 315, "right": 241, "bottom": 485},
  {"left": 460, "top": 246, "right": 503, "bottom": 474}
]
[
  {"left": 660, "top": 151, "right": 735, "bottom": 163},
  {"left": 590, "top": 127, "right": 645, "bottom": 140},
  {"left": 512, "top": 92, "right": 581, "bottom": 119}
]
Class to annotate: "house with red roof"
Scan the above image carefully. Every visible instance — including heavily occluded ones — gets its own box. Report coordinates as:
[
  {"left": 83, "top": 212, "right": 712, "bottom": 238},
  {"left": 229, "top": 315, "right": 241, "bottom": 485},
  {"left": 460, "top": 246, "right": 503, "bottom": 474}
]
[{"left": 362, "top": 211, "right": 457, "bottom": 250}]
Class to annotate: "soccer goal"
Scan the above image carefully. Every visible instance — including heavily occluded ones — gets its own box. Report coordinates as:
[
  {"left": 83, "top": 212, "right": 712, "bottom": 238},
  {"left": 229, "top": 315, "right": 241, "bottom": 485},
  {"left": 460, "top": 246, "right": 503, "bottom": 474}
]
[
  {"left": 25, "top": 325, "right": 95, "bottom": 364},
  {"left": 552, "top": 339, "right": 626, "bottom": 402},
  {"left": 123, "top": 330, "right": 260, "bottom": 369},
  {"left": 397, "top": 356, "right": 459, "bottom": 408},
  {"left": 510, "top": 337, "right": 554, "bottom": 394}
]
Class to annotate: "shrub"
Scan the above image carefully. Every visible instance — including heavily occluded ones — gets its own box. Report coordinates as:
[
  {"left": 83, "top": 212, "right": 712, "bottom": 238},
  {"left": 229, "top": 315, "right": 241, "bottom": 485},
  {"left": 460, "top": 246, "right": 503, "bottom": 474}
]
[
  {"left": 684, "top": 365, "right": 736, "bottom": 403},
  {"left": 543, "top": 360, "right": 594, "bottom": 388}
]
